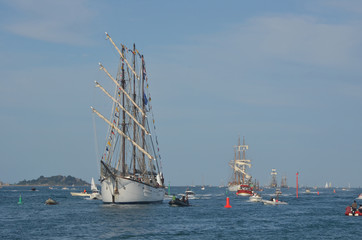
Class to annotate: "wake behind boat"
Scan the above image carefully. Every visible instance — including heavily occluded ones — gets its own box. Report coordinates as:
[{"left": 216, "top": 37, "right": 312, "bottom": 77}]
[{"left": 93, "top": 33, "right": 165, "bottom": 204}]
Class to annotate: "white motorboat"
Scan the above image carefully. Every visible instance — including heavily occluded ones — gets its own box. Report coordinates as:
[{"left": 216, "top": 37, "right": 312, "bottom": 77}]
[
  {"left": 262, "top": 198, "right": 287, "bottom": 205},
  {"left": 249, "top": 193, "right": 262, "bottom": 202},
  {"left": 356, "top": 193, "right": 362, "bottom": 200},
  {"left": 185, "top": 188, "right": 195, "bottom": 199},
  {"left": 70, "top": 191, "right": 91, "bottom": 197}
]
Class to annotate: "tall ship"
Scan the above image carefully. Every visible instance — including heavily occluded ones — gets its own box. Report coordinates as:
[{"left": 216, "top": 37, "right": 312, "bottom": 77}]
[
  {"left": 280, "top": 176, "right": 288, "bottom": 188},
  {"left": 92, "top": 33, "right": 165, "bottom": 203},
  {"left": 270, "top": 169, "right": 278, "bottom": 188},
  {"left": 228, "top": 137, "right": 252, "bottom": 196}
]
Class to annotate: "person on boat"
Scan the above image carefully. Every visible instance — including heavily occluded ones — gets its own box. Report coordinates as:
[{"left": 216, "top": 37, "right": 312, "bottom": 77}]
[
  {"left": 351, "top": 200, "right": 357, "bottom": 213},
  {"left": 181, "top": 196, "right": 186, "bottom": 203}
]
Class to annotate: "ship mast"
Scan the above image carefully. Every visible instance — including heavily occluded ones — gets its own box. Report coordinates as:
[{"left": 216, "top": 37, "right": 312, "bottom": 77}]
[
  {"left": 234, "top": 149, "right": 237, "bottom": 184},
  {"left": 242, "top": 136, "right": 246, "bottom": 184},
  {"left": 132, "top": 43, "right": 136, "bottom": 176},
  {"left": 121, "top": 46, "right": 126, "bottom": 176}
]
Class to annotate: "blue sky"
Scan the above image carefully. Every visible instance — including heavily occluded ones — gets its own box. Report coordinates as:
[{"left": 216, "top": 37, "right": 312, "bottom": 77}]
[{"left": 1, "top": 0, "right": 361, "bottom": 187}]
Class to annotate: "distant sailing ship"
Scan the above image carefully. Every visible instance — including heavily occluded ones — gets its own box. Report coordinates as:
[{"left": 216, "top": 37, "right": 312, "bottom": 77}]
[
  {"left": 280, "top": 176, "right": 288, "bottom": 188},
  {"left": 228, "top": 137, "right": 252, "bottom": 196},
  {"left": 270, "top": 169, "right": 278, "bottom": 188},
  {"left": 92, "top": 33, "right": 165, "bottom": 203}
]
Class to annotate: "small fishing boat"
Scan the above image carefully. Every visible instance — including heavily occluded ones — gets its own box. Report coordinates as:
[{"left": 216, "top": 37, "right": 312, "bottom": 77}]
[
  {"left": 356, "top": 193, "right": 362, "bottom": 200},
  {"left": 31, "top": 187, "right": 36, "bottom": 191},
  {"left": 262, "top": 198, "right": 287, "bottom": 205},
  {"left": 305, "top": 189, "right": 311, "bottom": 193},
  {"left": 249, "top": 193, "right": 262, "bottom": 202},
  {"left": 168, "top": 196, "right": 190, "bottom": 207},
  {"left": 45, "top": 198, "right": 58, "bottom": 205}
]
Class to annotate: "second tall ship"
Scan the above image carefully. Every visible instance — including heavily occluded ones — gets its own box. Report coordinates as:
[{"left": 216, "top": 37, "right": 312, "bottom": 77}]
[
  {"left": 228, "top": 137, "right": 253, "bottom": 196},
  {"left": 92, "top": 33, "right": 165, "bottom": 203}
]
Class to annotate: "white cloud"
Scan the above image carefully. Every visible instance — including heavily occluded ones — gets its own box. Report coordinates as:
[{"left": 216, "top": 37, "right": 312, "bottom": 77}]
[
  {"left": 156, "top": 14, "right": 362, "bottom": 109},
  {"left": 1, "top": 0, "right": 95, "bottom": 45}
]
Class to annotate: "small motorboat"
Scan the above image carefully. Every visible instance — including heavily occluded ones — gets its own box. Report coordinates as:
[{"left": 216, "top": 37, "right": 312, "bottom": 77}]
[
  {"left": 356, "top": 193, "right": 362, "bottom": 200},
  {"left": 345, "top": 206, "right": 362, "bottom": 216},
  {"left": 305, "top": 189, "right": 311, "bottom": 193},
  {"left": 45, "top": 198, "right": 58, "bottom": 205},
  {"left": 262, "top": 198, "right": 287, "bottom": 205},
  {"left": 31, "top": 187, "right": 36, "bottom": 191},
  {"left": 169, "top": 196, "right": 190, "bottom": 207},
  {"left": 249, "top": 193, "right": 262, "bottom": 202},
  {"left": 185, "top": 188, "right": 195, "bottom": 199},
  {"left": 70, "top": 189, "right": 91, "bottom": 197}
]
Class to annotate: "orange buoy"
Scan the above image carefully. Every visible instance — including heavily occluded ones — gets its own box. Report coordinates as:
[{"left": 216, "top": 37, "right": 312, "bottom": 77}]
[
  {"left": 224, "top": 197, "right": 232, "bottom": 208},
  {"left": 317, "top": 191, "right": 319, "bottom": 195},
  {"left": 333, "top": 189, "right": 336, "bottom": 193}
]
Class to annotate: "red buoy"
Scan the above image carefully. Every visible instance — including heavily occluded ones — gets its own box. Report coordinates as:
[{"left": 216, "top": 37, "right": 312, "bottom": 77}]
[{"left": 224, "top": 197, "right": 232, "bottom": 208}]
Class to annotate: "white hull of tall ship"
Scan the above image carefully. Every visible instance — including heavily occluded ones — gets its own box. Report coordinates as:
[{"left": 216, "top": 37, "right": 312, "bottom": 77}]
[
  {"left": 228, "top": 184, "right": 239, "bottom": 192},
  {"left": 101, "top": 177, "right": 164, "bottom": 204}
]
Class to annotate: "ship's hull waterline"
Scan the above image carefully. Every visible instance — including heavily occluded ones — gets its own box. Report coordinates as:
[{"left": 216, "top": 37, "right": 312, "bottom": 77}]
[{"left": 101, "top": 177, "right": 164, "bottom": 204}]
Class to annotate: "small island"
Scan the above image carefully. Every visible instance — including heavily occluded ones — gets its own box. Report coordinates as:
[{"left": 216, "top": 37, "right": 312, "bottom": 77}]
[{"left": 15, "top": 175, "right": 90, "bottom": 186}]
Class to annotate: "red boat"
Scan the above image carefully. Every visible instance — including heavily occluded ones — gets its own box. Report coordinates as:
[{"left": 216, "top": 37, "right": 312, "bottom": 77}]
[
  {"left": 236, "top": 185, "right": 253, "bottom": 196},
  {"left": 345, "top": 206, "right": 362, "bottom": 216}
]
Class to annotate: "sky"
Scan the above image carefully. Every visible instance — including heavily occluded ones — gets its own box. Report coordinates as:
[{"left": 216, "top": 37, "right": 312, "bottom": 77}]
[{"left": 1, "top": 0, "right": 362, "bottom": 187}]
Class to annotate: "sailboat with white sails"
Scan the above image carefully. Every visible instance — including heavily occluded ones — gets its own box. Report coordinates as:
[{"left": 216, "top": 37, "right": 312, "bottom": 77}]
[{"left": 92, "top": 32, "right": 165, "bottom": 203}]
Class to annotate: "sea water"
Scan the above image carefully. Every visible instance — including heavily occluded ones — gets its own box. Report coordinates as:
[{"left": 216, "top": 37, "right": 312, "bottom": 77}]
[{"left": 0, "top": 186, "right": 361, "bottom": 239}]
